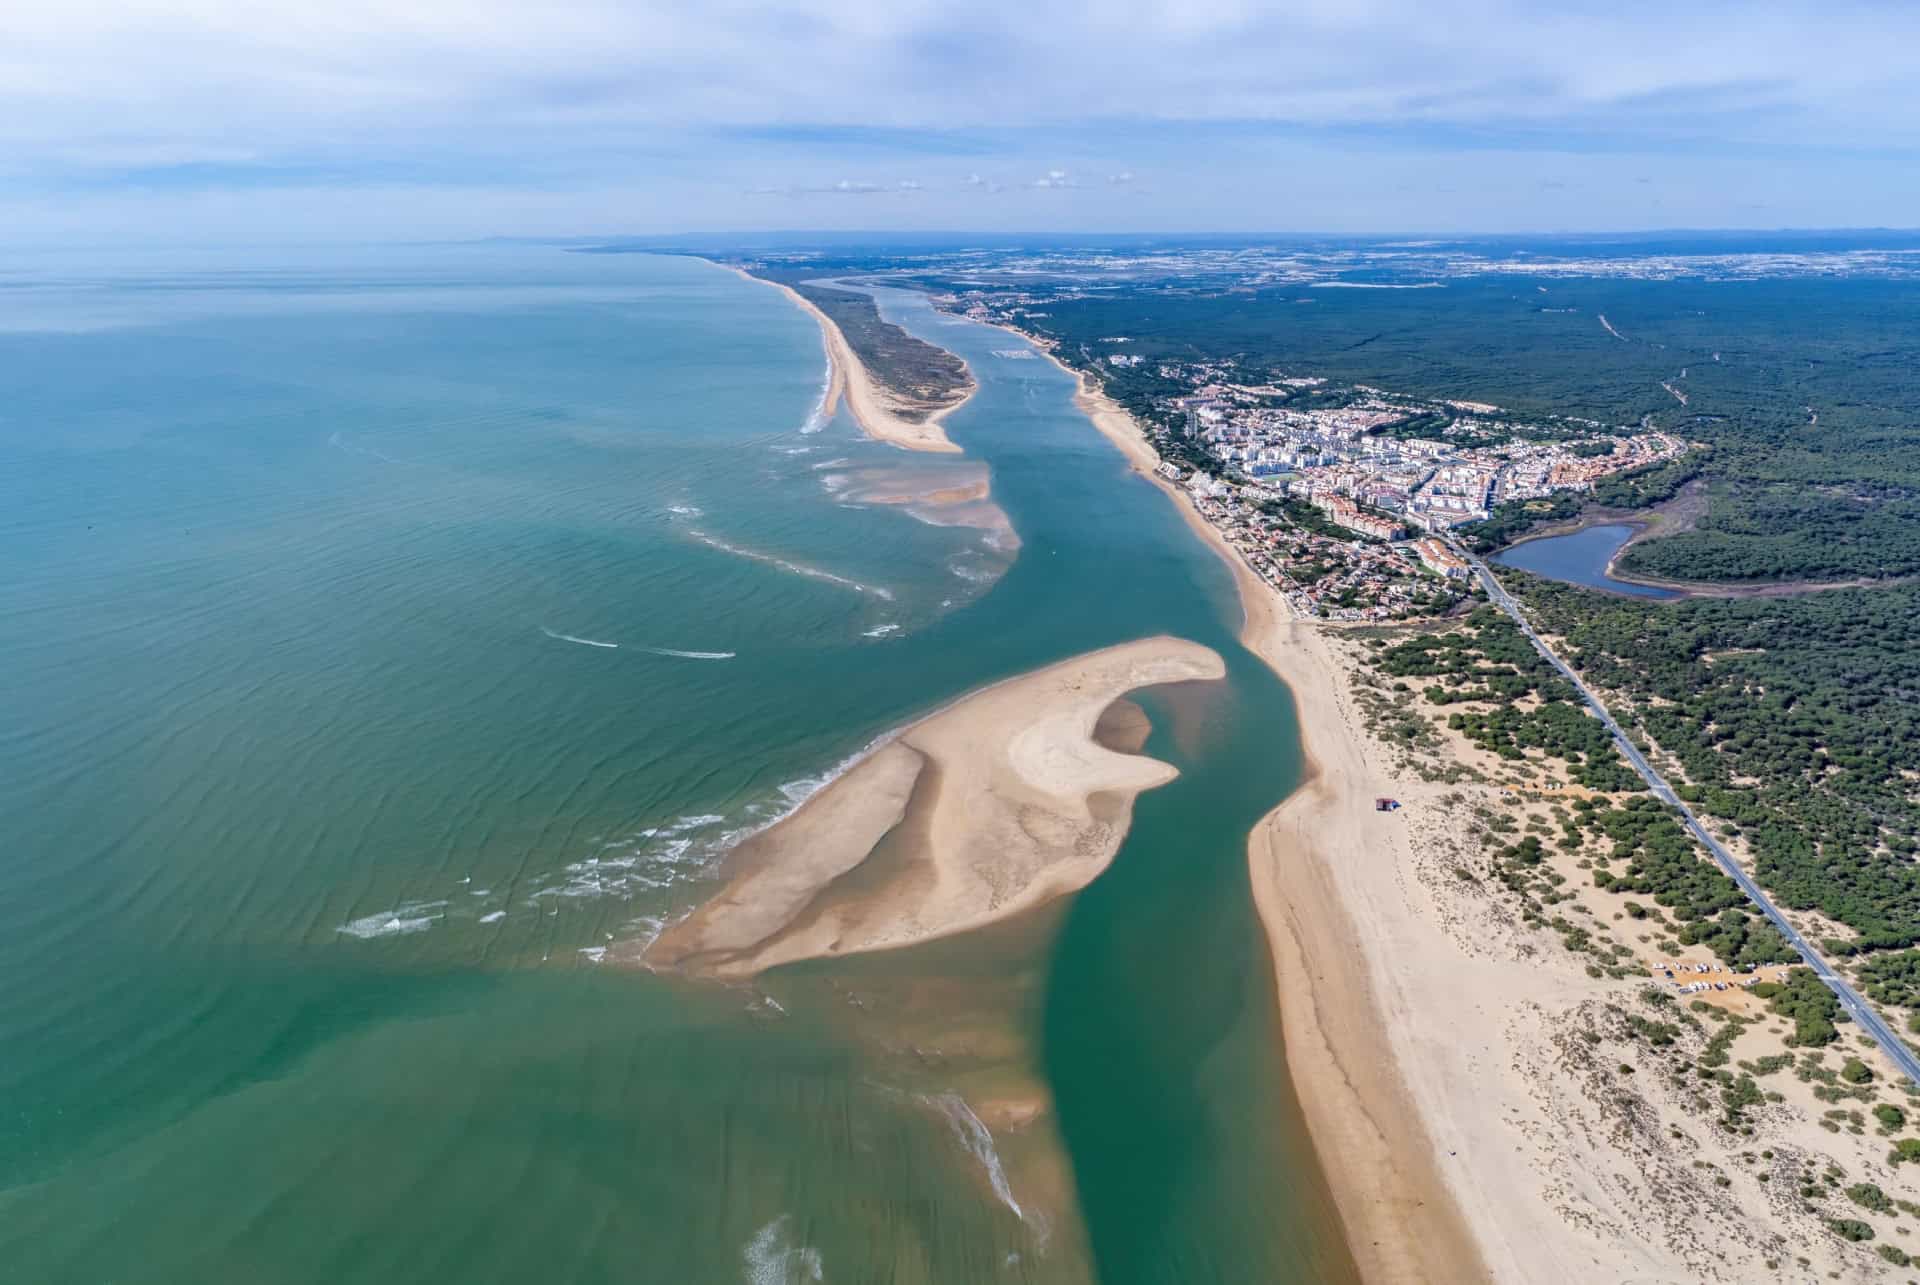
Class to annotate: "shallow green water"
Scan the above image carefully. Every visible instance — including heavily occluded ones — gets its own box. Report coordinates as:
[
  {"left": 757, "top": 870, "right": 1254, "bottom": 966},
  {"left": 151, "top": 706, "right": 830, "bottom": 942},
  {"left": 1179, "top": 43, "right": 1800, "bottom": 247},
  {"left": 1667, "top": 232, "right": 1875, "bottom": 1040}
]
[{"left": 0, "top": 248, "right": 1352, "bottom": 1282}]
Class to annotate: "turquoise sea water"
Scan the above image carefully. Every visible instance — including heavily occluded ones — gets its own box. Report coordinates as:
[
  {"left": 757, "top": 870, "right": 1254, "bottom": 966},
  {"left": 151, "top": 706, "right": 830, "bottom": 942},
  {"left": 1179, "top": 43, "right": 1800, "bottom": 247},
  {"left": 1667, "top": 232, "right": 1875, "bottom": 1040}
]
[{"left": 0, "top": 247, "right": 1351, "bottom": 1282}]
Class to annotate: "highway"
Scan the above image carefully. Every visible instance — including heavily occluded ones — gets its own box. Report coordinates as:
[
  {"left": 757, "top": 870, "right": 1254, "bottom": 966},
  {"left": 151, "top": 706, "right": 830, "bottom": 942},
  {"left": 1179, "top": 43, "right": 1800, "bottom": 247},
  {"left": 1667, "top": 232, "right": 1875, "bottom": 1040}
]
[{"left": 1457, "top": 544, "right": 1920, "bottom": 1087}]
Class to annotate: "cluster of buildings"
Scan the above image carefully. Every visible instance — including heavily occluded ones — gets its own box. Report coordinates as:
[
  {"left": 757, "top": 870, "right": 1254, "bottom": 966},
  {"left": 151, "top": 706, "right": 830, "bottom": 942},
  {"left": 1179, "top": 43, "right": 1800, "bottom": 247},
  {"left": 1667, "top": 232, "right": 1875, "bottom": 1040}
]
[
  {"left": 1176, "top": 386, "right": 1683, "bottom": 535},
  {"left": 1149, "top": 371, "right": 1686, "bottom": 618},
  {"left": 931, "top": 289, "right": 1688, "bottom": 621}
]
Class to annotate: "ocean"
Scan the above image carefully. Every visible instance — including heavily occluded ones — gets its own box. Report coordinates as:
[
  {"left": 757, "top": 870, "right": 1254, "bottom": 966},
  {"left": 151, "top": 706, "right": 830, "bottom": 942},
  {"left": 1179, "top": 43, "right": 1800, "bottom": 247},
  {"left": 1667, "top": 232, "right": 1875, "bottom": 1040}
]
[{"left": 0, "top": 245, "right": 1351, "bottom": 1282}]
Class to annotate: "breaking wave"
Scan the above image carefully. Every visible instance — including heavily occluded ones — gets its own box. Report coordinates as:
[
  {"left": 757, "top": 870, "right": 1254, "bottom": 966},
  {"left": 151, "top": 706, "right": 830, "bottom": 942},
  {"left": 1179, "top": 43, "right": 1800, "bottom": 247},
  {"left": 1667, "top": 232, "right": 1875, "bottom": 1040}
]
[
  {"left": 927, "top": 1093, "right": 1025, "bottom": 1221},
  {"left": 799, "top": 354, "right": 834, "bottom": 434},
  {"left": 337, "top": 899, "right": 448, "bottom": 940},
  {"left": 743, "top": 1215, "right": 823, "bottom": 1285},
  {"left": 689, "top": 530, "right": 893, "bottom": 600},
  {"left": 642, "top": 646, "right": 736, "bottom": 660}
]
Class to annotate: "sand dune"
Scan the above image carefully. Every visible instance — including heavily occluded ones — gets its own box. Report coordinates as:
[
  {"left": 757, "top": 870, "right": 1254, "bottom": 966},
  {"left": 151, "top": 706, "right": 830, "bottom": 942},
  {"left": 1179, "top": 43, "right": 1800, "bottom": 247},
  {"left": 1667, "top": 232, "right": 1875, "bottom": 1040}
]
[{"left": 644, "top": 636, "right": 1223, "bottom": 978}]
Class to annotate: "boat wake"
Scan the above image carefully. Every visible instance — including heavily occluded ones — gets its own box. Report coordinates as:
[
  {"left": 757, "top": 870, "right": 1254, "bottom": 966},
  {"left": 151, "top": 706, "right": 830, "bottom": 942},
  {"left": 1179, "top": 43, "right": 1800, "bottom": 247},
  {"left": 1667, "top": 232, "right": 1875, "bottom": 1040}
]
[
  {"left": 541, "top": 626, "right": 618, "bottom": 649},
  {"left": 643, "top": 646, "right": 736, "bottom": 660}
]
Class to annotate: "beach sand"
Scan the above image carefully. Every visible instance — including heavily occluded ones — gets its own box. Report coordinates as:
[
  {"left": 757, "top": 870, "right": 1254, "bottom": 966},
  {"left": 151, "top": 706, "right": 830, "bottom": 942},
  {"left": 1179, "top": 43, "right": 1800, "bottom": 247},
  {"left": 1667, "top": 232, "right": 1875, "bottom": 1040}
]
[
  {"left": 644, "top": 635, "right": 1225, "bottom": 979},
  {"left": 1043, "top": 340, "right": 1920, "bottom": 1281},
  {"left": 1040, "top": 346, "right": 1490, "bottom": 1283},
  {"left": 734, "top": 268, "right": 967, "bottom": 455}
]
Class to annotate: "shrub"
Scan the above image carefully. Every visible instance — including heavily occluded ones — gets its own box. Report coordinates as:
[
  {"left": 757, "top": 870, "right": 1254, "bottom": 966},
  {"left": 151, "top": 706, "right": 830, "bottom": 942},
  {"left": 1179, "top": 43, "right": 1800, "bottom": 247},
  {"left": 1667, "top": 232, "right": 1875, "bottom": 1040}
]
[{"left": 1848, "top": 1182, "right": 1892, "bottom": 1214}]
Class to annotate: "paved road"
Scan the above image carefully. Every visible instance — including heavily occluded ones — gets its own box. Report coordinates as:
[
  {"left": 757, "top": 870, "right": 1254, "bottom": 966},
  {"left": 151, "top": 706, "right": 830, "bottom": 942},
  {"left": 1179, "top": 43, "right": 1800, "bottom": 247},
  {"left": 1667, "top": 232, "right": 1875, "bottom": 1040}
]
[{"left": 1458, "top": 545, "right": 1920, "bottom": 1087}]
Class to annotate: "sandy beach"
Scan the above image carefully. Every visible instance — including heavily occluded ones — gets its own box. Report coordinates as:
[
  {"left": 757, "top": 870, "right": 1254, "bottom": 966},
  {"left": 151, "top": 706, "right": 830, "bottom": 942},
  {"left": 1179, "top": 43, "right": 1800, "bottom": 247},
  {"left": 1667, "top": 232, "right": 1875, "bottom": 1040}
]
[
  {"left": 733, "top": 267, "right": 968, "bottom": 455},
  {"left": 1040, "top": 344, "right": 1489, "bottom": 1283},
  {"left": 1045, "top": 340, "right": 1920, "bottom": 1281},
  {"left": 644, "top": 635, "right": 1224, "bottom": 979}
]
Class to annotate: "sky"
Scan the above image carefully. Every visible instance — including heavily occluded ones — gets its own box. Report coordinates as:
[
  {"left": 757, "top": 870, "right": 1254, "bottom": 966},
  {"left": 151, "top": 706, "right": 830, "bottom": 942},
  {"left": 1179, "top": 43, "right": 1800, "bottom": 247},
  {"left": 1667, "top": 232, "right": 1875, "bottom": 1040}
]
[{"left": 3, "top": 0, "right": 1918, "bottom": 244}]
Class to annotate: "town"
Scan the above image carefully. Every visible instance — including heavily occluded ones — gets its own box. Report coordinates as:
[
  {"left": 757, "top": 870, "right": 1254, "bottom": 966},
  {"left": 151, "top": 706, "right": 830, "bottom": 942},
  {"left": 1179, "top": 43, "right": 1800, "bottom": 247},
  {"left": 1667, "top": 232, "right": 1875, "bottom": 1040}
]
[{"left": 951, "top": 300, "right": 1686, "bottom": 621}]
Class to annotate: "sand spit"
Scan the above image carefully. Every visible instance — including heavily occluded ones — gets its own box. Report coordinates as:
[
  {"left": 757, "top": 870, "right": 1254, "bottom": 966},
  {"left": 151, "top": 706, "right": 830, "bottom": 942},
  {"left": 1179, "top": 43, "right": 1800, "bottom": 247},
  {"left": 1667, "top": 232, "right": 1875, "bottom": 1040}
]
[
  {"left": 732, "top": 267, "right": 966, "bottom": 455},
  {"left": 645, "top": 637, "right": 1223, "bottom": 979}
]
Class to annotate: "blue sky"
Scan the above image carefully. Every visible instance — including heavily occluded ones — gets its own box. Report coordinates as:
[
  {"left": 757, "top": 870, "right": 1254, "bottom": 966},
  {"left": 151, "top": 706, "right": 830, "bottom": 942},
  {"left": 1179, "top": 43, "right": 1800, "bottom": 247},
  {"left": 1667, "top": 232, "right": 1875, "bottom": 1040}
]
[{"left": 3, "top": 0, "right": 1917, "bottom": 243}]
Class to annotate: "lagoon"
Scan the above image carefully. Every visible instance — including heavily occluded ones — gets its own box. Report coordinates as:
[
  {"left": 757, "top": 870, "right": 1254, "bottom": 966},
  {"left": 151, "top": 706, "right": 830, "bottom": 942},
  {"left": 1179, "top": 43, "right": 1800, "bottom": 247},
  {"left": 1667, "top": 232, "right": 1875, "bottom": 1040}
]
[{"left": 1494, "top": 523, "right": 1681, "bottom": 599}]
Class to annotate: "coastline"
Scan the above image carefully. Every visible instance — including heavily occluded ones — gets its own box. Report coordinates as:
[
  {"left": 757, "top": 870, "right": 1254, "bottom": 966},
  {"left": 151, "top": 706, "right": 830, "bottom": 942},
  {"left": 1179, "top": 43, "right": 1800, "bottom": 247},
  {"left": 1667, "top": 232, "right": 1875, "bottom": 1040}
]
[
  {"left": 1033, "top": 340, "right": 1490, "bottom": 1283},
  {"left": 729, "top": 266, "right": 970, "bottom": 455}
]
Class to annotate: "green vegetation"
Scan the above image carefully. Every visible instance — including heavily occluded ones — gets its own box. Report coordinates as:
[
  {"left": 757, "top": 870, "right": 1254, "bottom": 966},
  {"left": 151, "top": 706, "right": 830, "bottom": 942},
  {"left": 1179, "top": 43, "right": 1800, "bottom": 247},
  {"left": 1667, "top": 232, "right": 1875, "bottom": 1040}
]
[
  {"left": 1001, "top": 271, "right": 1920, "bottom": 584},
  {"left": 1523, "top": 576, "right": 1920, "bottom": 955},
  {"left": 1848, "top": 1182, "right": 1893, "bottom": 1213},
  {"left": 1859, "top": 951, "right": 1920, "bottom": 1007},
  {"left": 736, "top": 271, "right": 971, "bottom": 420},
  {"left": 1765, "top": 969, "right": 1845, "bottom": 1047},
  {"left": 1579, "top": 796, "right": 1792, "bottom": 965},
  {"left": 1373, "top": 608, "right": 1639, "bottom": 790}
]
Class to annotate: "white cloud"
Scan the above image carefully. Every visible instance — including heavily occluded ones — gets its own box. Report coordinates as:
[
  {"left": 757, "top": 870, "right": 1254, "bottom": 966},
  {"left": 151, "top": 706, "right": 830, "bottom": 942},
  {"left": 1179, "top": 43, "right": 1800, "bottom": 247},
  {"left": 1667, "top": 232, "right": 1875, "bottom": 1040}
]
[
  {"left": 2, "top": 1, "right": 1917, "bottom": 238},
  {"left": 5, "top": 0, "right": 1916, "bottom": 179}
]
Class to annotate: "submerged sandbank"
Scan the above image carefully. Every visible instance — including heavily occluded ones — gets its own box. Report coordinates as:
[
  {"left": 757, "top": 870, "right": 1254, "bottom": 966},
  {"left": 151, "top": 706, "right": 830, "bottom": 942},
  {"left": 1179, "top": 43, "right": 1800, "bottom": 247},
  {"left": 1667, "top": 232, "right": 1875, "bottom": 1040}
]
[{"left": 643, "top": 636, "right": 1223, "bottom": 979}]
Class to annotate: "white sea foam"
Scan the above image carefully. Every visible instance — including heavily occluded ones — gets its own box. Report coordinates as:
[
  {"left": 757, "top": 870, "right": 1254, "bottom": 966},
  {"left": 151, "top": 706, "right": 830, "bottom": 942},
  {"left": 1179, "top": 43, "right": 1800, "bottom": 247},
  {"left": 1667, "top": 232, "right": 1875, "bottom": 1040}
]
[
  {"left": 527, "top": 814, "right": 734, "bottom": 904},
  {"left": 337, "top": 899, "right": 448, "bottom": 940},
  {"left": 947, "top": 557, "right": 994, "bottom": 584},
  {"left": 541, "top": 626, "right": 619, "bottom": 649},
  {"left": 928, "top": 1093, "right": 1025, "bottom": 1221},
  {"left": 667, "top": 503, "right": 704, "bottom": 517},
  {"left": 327, "top": 431, "right": 404, "bottom": 465},
  {"left": 478, "top": 910, "right": 506, "bottom": 924},
  {"left": 799, "top": 353, "right": 834, "bottom": 434},
  {"left": 689, "top": 530, "right": 893, "bottom": 600},
  {"left": 642, "top": 646, "right": 737, "bottom": 660},
  {"left": 743, "top": 1215, "right": 824, "bottom": 1285},
  {"left": 862, "top": 623, "right": 900, "bottom": 637},
  {"left": 774, "top": 444, "right": 815, "bottom": 456},
  {"left": 810, "top": 457, "right": 850, "bottom": 471},
  {"left": 623, "top": 914, "right": 669, "bottom": 951},
  {"left": 578, "top": 946, "right": 607, "bottom": 963},
  {"left": 818, "top": 472, "right": 850, "bottom": 493}
]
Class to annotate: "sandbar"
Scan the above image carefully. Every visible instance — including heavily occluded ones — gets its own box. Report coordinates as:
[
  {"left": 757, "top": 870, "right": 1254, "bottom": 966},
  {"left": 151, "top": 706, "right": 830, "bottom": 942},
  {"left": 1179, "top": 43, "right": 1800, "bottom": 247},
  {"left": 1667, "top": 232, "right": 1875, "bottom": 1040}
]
[{"left": 645, "top": 635, "right": 1224, "bottom": 979}]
